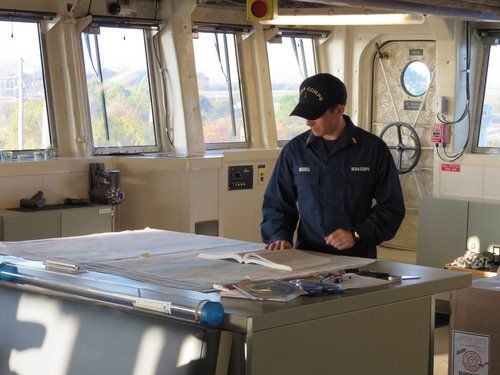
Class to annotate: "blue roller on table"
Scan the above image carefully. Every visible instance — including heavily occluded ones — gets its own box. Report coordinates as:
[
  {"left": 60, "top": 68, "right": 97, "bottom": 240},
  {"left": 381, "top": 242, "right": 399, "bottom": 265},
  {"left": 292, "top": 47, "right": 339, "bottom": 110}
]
[
  {"left": 199, "top": 301, "right": 225, "bottom": 327},
  {"left": 0, "top": 261, "right": 225, "bottom": 328},
  {"left": 0, "top": 263, "right": 22, "bottom": 283}
]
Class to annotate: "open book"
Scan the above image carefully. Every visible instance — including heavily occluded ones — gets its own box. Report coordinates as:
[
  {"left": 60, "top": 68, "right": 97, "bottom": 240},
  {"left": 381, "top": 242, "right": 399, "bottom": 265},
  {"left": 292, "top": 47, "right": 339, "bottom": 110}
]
[{"left": 198, "top": 249, "right": 330, "bottom": 271}]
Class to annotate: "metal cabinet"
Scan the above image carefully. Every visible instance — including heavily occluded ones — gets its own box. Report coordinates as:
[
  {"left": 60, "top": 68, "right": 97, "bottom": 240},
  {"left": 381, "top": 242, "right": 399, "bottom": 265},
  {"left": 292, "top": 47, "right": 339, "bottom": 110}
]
[
  {"left": 417, "top": 197, "right": 469, "bottom": 268},
  {"left": 417, "top": 196, "right": 500, "bottom": 268},
  {"left": 416, "top": 196, "right": 500, "bottom": 312},
  {"left": 0, "top": 205, "right": 112, "bottom": 241},
  {"left": 61, "top": 206, "right": 112, "bottom": 237}
]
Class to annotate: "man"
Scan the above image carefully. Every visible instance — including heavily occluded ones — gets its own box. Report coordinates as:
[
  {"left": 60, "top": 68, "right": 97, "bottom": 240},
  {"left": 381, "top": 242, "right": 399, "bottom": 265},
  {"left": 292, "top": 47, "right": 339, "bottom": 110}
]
[{"left": 261, "top": 73, "right": 405, "bottom": 258}]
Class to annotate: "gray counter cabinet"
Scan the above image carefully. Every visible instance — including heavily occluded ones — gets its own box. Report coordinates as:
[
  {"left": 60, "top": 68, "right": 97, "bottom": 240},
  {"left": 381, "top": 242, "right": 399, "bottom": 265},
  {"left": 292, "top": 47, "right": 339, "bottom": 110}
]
[{"left": 0, "top": 205, "right": 112, "bottom": 241}]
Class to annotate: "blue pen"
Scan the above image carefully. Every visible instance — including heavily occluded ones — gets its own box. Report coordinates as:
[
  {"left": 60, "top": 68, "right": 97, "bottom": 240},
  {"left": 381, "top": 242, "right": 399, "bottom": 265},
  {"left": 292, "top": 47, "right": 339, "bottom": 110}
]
[{"left": 290, "top": 279, "right": 344, "bottom": 296}]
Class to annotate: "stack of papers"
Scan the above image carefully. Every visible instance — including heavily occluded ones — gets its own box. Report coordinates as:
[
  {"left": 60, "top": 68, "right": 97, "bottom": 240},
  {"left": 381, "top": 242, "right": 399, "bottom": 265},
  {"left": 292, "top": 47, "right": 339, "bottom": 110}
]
[
  {"left": 214, "top": 280, "right": 307, "bottom": 302},
  {"left": 0, "top": 229, "right": 376, "bottom": 292}
]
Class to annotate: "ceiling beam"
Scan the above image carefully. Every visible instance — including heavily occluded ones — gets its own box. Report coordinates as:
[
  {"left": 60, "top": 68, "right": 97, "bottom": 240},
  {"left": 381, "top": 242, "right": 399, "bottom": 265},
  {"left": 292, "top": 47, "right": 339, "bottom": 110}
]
[
  {"left": 397, "top": 0, "right": 500, "bottom": 17},
  {"left": 295, "top": 0, "right": 500, "bottom": 21},
  {"left": 460, "top": 0, "right": 500, "bottom": 6}
]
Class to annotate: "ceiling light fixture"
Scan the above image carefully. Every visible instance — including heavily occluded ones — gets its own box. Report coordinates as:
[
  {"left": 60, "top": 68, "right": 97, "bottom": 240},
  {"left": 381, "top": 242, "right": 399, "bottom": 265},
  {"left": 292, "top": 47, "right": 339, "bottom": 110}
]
[{"left": 260, "top": 14, "right": 426, "bottom": 26}]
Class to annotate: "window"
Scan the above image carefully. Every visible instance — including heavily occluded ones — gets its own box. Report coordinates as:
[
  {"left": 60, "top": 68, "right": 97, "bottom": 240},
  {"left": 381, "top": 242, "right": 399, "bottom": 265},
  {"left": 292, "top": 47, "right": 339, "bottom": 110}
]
[
  {"left": 0, "top": 21, "right": 51, "bottom": 152},
  {"left": 193, "top": 31, "right": 246, "bottom": 147},
  {"left": 82, "top": 27, "right": 158, "bottom": 153},
  {"left": 267, "top": 36, "right": 316, "bottom": 143},
  {"left": 476, "top": 43, "right": 500, "bottom": 150},
  {"left": 401, "top": 61, "right": 431, "bottom": 97}
]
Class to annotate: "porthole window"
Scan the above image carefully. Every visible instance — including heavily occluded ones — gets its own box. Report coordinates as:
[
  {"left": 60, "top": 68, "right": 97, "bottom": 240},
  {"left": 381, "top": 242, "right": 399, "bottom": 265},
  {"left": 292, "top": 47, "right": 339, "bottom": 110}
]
[{"left": 401, "top": 60, "right": 431, "bottom": 97}]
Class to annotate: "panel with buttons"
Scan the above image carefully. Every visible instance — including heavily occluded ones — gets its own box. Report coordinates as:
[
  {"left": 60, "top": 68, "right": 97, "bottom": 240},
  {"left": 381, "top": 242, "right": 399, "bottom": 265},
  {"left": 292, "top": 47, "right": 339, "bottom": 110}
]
[
  {"left": 228, "top": 165, "right": 253, "bottom": 191},
  {"left": 258, "top": 164, "right": 266, "bottom": 185}
]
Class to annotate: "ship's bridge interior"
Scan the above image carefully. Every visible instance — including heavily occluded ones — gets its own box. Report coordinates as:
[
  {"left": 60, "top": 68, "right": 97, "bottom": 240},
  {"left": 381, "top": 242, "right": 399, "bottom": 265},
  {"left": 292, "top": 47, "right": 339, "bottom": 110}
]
[
  {"left": 0, "top": 1, "right": 499, "bottom": 373},
  {"left": 0, "top": 0, "right": 497, "bottom": 263}
]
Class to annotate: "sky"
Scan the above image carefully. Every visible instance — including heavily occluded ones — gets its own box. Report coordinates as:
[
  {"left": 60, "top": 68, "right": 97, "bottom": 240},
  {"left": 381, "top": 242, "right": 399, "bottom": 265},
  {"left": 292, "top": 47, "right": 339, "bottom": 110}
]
[
  {"left": 193, "top": 32, "right": 315, "bottom": 88},
  {"left": 82, "top": 27, "right": 148, "bottom": 74},
  {"left": 0, "top": 21, "right": 42, "bottom": 72},
  {"left": 486, "top": 44, "right": 500, "bottom": 90}
]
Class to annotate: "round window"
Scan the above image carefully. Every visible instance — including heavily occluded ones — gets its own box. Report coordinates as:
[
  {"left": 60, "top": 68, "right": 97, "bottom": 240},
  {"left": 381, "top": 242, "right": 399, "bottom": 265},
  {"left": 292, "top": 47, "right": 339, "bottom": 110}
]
[{"left": 401, "top": 61, "right": 431, "bottom": 97}]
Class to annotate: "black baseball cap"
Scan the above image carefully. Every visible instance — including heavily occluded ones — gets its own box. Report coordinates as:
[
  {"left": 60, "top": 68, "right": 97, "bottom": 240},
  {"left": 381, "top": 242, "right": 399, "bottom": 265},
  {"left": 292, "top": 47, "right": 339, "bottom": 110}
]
[{"left": 290, "top": 73, "right": 347, "bottom": 120}]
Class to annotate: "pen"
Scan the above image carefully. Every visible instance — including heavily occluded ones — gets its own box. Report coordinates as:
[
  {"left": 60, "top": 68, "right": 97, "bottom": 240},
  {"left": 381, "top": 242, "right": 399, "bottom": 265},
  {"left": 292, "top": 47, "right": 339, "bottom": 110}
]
[
  {"left": 401, "top": 275, "right": 420, "bottom": 280},
  {"left": 321, "top": 274, "right": 351, "bottom": 284}
]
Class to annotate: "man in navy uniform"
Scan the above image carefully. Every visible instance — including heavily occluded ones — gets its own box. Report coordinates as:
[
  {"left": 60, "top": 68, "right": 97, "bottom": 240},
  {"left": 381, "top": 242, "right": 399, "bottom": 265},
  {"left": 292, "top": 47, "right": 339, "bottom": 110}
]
[{"left": 261, "top": 73, "right": 405, "bottom": 258}]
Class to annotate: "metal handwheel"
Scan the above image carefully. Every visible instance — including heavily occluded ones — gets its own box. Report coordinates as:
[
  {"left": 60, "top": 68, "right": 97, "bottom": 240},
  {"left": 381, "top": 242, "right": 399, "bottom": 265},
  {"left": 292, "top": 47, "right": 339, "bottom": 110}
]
[{"left": 379, "top": 121, "right": 421, "bottom": 174}]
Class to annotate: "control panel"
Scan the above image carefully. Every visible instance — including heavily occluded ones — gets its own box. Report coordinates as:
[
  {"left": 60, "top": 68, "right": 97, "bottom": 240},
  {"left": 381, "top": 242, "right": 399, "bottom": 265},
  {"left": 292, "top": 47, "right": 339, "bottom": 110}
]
[
  {"left": 228, "top": 165, "right": 253, "bottom": 190},
  {"left": 431, "top": 123, "right": 450, "bottom": 144}
]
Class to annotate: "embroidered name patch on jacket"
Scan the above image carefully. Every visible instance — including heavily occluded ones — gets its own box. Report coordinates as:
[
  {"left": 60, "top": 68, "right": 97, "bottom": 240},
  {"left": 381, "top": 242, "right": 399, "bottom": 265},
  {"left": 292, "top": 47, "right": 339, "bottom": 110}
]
[
  {"left": 299, "top": 167, "right": 311, "bottom": 172},
  {"left": 351, "top": 166, "right": 371, "bottom": 172}
]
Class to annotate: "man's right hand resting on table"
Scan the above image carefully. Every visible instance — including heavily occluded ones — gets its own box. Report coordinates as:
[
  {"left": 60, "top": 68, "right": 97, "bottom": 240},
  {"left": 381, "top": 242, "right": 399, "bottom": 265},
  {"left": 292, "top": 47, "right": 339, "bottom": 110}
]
[{"left": 265, "top": 240, "right": 293, "bottom": 251}]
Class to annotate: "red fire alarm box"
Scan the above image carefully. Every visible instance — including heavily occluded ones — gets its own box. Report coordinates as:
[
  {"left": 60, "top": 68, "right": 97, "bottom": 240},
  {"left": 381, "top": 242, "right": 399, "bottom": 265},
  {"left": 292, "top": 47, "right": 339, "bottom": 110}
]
[
  {"left": 246, "top": 0, "right": 278, "bottom": 21},
  {"left": 431, "top": 123, "right": 450, "bottom": 144}
]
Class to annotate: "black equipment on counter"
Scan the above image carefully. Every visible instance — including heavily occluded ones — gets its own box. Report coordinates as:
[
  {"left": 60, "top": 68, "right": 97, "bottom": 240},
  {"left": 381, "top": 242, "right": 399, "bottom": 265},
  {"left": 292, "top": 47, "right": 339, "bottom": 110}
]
[
  {"left": 20, "top": 191, "right": 46, "bottom": 209},
  {"left": 89, "top": 163, "right": 124, "bottom": 206},
  {"left": 63, "top": 198, "right": 90, "bottom": 206}
]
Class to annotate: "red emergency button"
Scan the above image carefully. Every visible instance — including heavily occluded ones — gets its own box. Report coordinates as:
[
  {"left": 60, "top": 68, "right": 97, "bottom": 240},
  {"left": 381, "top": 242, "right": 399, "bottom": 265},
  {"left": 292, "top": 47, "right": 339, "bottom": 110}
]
[{"left": 251, "top": 0, "right": 269, "bottom": 18}]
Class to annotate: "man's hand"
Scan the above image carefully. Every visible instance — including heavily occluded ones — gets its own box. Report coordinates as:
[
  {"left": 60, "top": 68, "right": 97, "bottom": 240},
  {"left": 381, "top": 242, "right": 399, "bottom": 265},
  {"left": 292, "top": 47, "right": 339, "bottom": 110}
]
[
  {"left": 325, "top": 229, "right": 355, "bottom": 250},
  {"left": 265, "top": 240, "right": 293, "bottom": 251}
]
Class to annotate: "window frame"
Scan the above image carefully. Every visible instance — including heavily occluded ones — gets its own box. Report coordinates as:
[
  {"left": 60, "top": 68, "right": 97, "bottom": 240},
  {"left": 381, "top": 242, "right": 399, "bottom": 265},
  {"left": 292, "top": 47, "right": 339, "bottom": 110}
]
[
  {"left": 39, "top": 21, "right": 58, "bottom": 152},
  {"left": 265, "top": 31, "right": 321, "bottom": 147},
  {"left": 81, "top": 25, "right": 162, "bottom": 155},
  {"left": 472, "top": 36, "right": 500, "bottom": 154},
  {"left": 193, "top": 28, "right": 249, "bottom": 150},
  {"left": 0, "top": 18, "right": 57, "bottom": 155}
]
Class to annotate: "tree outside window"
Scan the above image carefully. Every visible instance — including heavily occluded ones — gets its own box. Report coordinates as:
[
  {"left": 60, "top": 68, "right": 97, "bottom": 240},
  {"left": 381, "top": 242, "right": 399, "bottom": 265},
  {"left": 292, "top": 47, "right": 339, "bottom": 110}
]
[
  {"left": 82, "top": 27, "right": 158, "bottom": 153},
  {"left": 193, "top": 31, "right": 246, "bottom": 147},
  {"left": 267, "top": 36, "right": 316, "bottom": 143},
  {"left": 0, "top": 21, "right": 51, "bottom": 152}
]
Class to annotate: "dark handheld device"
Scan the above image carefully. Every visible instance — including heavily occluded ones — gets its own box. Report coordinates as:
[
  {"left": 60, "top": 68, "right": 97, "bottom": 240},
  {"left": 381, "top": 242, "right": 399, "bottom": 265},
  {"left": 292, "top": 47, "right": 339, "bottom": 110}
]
[
  {"left": 20, "top": 191, "right": 46, "bottom": 209},
  {"left": 344, "top": 269, "right": 420, "bottom": 281},
  {"left": 290, "top": 279, "right": 344, "bottom": 296},
  {"left": 89, "top": 163, "right": 124, "bottom": 206}
]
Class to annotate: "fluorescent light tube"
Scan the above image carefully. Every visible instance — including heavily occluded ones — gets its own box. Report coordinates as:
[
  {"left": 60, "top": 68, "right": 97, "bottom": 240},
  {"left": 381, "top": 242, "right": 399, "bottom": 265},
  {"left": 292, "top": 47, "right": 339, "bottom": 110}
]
[{"left": 261, "top": 14, "right": 426, "bottom": 26}]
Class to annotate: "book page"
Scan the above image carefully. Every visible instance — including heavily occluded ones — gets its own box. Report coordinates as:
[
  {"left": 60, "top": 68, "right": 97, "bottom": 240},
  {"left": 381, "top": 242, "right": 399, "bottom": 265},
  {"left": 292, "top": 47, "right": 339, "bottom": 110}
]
[
  {"left": 197, "top": 252, "right": 244, "bottom": 263},
  {"left": 244, "top": 249, "right": 331, "bottom": 271},
  {"left": 243, "top": 257, "right": 292, "bottom": 271}
]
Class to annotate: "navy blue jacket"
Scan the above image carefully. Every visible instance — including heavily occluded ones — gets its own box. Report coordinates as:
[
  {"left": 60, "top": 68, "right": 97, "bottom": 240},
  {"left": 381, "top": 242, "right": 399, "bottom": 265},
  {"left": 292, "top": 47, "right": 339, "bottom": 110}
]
[{"left": 261, "top": 115, "right": 405, "bottom": 258}]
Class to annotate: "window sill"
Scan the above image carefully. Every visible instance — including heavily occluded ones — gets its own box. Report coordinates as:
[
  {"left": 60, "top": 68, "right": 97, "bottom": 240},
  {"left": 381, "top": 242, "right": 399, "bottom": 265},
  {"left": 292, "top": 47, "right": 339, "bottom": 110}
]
[{"left": 0, "top": 157, "right": 113, "bottom": 177}]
